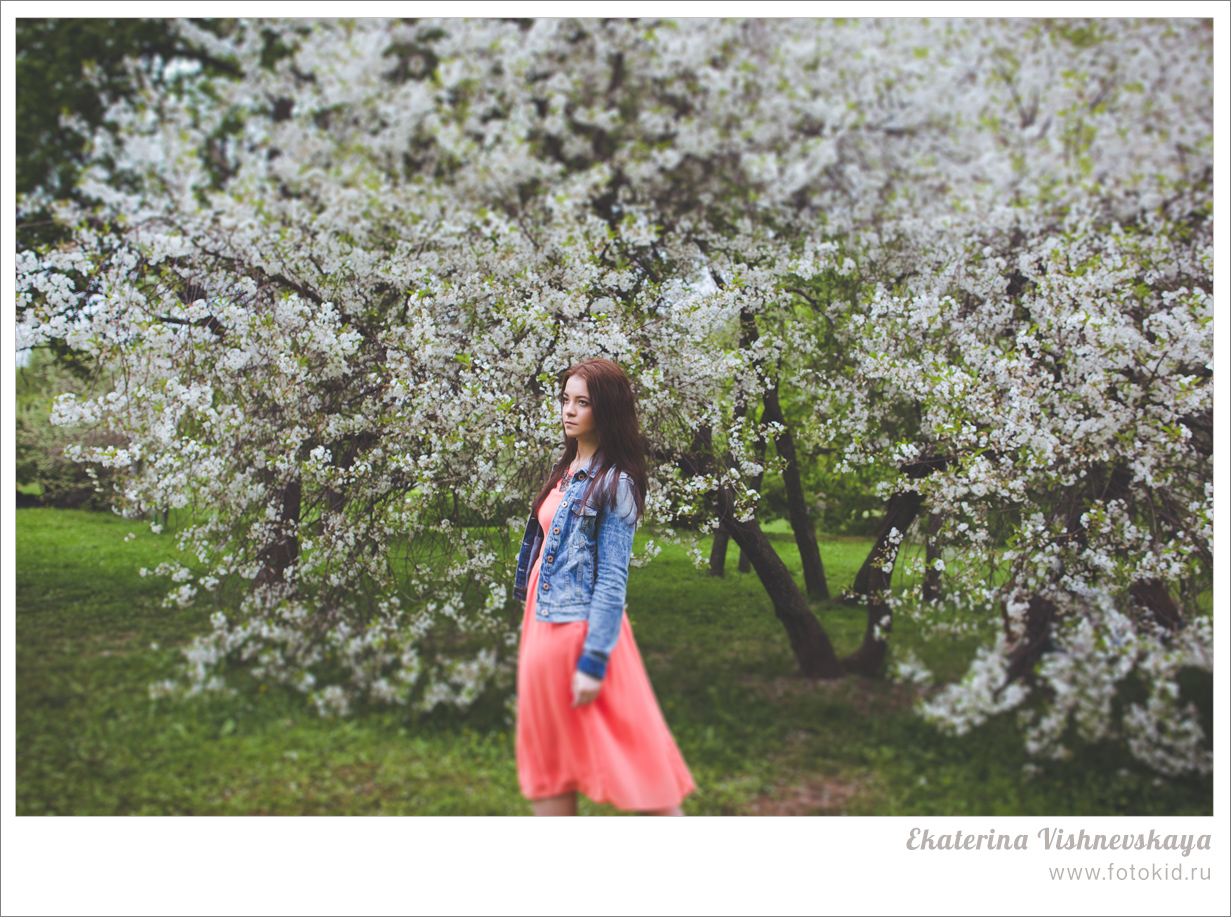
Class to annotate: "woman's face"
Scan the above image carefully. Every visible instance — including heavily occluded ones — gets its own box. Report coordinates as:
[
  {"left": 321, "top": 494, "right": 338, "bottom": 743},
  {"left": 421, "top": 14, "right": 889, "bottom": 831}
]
[{"left": 561, "top": 374, "right": 598, "bottom": 449}]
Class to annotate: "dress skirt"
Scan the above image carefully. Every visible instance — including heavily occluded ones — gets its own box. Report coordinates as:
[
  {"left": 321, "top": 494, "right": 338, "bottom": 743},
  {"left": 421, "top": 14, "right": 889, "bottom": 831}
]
[{"left": 516, "top": 486, "right": 695, "bottom": 810}]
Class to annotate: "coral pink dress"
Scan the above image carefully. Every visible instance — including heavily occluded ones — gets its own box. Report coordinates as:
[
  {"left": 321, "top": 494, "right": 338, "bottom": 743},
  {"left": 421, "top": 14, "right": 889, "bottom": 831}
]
[{"left": 516, "top": 484, "right": 695, "bottom": 810}]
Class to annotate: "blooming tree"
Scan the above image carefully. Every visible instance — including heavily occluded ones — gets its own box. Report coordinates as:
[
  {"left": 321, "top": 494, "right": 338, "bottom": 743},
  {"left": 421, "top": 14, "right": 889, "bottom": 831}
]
[
  {"left": 18, "top": 18, "right": 1212, "bottom": 771},
  {"left": 861, "top": 203, "right": 1214, "bottom": 775}
]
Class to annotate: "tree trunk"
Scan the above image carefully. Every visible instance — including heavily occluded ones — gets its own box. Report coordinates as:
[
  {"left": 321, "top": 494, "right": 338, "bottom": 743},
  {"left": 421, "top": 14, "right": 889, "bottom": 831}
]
[
  {"left": 995, "top": 463, "right": 1181, "bottom": 694},
  {"left": 841, "top": 557, "right": 893, "bottom": 676},
  {"left": 738, "top": 405, "right": 768, "bottom": 575},
  {"left": 763, "top": 385, "right": 829, "bottom": 600},
  {"left": 714, "top": 485, "right": 842, "bottom": 678},
  {"left": 849, "top": 490, "right": 925, "bottom": 600},
  {"left": 1060, "top": 463, "right": 1184, "bottom": 632},
  {"left": 842, "top": 460, "right": 948, "bottom": 673},
  {"left": 922, "top": 511, "right": 943, "bottom": 603},
  {"left": 1129, "top": 579, "right": 1182, "bottom": 631},
  {"left": 841, "top": 490, "right": 925, "bottom": 675},
  {"left": 319, "top": 486, "right": 347, "bottom": 535},
  {"left": 255, "top": 478, "right": 301, "bottom": 588},
  {"left": 1003, "top": 595, "right": 1056, "bottom": 686},
  {"left": 687, "top": 362, "right": 841, "bottom": 678},
  {"left": 708, "top": 524, "right": 730, "bottom": 577}
]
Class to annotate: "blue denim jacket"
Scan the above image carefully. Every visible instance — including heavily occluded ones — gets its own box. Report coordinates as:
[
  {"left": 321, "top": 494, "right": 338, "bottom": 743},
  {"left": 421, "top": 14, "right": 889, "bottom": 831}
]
[{"left": 512, "top": 459, "right": 638, "bottom": 680}]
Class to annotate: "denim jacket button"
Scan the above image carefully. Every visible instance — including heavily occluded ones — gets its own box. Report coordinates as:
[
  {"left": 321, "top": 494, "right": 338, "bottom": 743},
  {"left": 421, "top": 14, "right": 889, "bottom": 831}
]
[
  {"left": 552, "top": 527, "right": 560, "bottom": 534},
  {"left": 545, "top": 555, "right": 553, "bottom": 563},
  {"left": 542, "top": 582, "right": 550, "bottom": 591}
]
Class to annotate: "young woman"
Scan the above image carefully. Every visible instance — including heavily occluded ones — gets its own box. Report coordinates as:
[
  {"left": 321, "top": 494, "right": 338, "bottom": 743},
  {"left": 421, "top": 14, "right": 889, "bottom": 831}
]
[{"left": 513, "top": 358, "right": 694, "bottom": 816}]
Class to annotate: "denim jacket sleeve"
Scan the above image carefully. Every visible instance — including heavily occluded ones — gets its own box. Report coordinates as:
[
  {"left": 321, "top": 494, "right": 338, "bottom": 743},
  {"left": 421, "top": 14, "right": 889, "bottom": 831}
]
[{"left": 575, "top": 471, "right": 637, "bottom": 681}]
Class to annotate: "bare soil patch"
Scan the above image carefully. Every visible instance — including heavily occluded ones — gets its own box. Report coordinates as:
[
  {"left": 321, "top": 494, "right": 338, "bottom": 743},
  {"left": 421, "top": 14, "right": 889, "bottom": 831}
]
[{"left": 745, "top": 775, "right": 861, "bottom": 815}]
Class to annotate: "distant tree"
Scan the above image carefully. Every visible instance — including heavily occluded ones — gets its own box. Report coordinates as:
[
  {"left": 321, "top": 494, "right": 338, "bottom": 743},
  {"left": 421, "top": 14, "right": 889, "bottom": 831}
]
[{"left": 16, "top": 348, "right": 122, "bottom": 509}]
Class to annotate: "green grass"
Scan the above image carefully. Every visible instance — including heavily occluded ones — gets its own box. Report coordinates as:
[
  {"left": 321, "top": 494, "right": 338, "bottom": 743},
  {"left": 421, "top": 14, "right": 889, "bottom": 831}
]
[{"left": 16, "top": 508, "right": 1213, "bottom": 816}]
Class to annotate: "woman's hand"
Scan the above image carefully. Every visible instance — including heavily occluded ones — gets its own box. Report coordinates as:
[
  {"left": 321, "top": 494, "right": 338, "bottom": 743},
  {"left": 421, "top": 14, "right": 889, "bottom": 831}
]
[{"left": 571, "top": 670, "right": 602, "bottom": 707}]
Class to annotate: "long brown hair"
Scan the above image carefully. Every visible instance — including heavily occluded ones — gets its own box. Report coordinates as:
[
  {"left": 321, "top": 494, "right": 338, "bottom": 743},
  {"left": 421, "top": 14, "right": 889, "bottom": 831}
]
[{"left": 531, "top": 358, "right": 648, "bottom": 522}]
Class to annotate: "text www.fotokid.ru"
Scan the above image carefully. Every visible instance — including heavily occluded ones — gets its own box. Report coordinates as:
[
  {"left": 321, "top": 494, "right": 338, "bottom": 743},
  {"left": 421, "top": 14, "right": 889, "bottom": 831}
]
[{"left": 1049, "top": 864, "right": 1212, "bottom": 882}]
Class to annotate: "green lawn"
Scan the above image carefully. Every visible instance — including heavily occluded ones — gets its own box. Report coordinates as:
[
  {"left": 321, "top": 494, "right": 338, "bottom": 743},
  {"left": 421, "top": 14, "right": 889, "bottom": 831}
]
[{"left": 15, "top": 508, "right": 1213, "bottom": 815}]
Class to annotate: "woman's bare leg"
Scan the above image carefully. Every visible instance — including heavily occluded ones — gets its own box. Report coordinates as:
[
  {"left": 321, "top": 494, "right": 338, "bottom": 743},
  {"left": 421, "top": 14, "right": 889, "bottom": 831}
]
[
  {"left": 532, "top": 793, "right": 682, "bottom": 815},
  {"left": 643, "top": 805, "right": 684, "bottom": 816},
  {"left": 531, "top": 792, "right": 578, "bottom": 816}
]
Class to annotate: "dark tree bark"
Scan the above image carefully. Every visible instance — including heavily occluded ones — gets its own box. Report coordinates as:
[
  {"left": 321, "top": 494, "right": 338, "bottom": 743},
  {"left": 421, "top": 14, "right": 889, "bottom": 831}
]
[
  {"left": 1063, "top": 464, "right": 1184, "bottom": 633},
  {"left": 922, "top": 511, "right": 944, "bottom": 603},
  {"left": 840, "top": 458, "right": 951, "bottom": 674},
  {"left": 1129, "top": 579, "right": 1183, "bottom": 631},
  {"left": 255, "top": 478, "right": 302, "bottom": 588},
  {"left": 1003, "top": 595, "right": 1056, "bottom": 686},
  {"left": 680, "top": 300, "right": 846, "bottom": 678},
  {"left": 992, "top": 462, "right": 1188, "bottom": 696},
  {"left": 849, "top": 490, "right": 925, "bottom": 600},
  {"left": 1000, "top": 582, "right": 1181, "bottom": 686},
  {"left": 319, "top": 486, "right": 347, "bottom": 535},
  {"left": 730, "top": 306, "right": 769, "bottom": 578},
  {"left": 685, "top": 411, "right": 841, "bottom": 678},
  {"left": 713, "top": 485, "right": 843, "bottom": 678},
  {"left": 708, "top": 523, "right": 730, "bottom": 577},
  {"left": 738, "top": 405, "right": 768, "bottom": 575},
  {"left": 847, "top": 457, "right": 951, "bottom": 600},
  {"left": 762, "top": 385, "right": 829, "bottom": 600},
  {"left": 842, "top": 494, "right": 937, "bottom": 675},
  {"left": 842, "top": 556, "right": 894, "bottom": 676}
]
